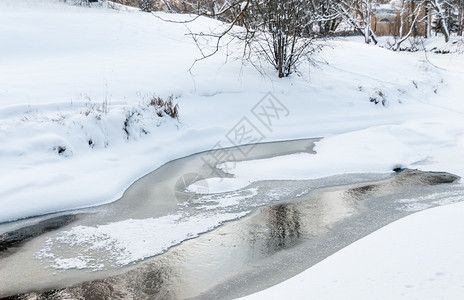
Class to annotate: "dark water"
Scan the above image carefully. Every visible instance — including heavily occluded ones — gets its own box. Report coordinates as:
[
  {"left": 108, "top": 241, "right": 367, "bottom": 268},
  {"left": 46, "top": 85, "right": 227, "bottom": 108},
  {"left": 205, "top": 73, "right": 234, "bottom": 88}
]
[
  {"left": 0, "top": 138, "right": 462, "bottom": 299},
  {"left": 0, "top": 215, "right": 76, "bottom": 255}
]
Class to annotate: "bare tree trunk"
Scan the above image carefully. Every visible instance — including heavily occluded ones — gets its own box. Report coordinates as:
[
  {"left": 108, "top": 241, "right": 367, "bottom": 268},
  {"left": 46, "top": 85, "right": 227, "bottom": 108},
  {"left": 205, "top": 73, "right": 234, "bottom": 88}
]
[
  {"left": 458, "top": 0, "right": 464, "bottom": 36},
  {"left": 338, "top": 0, "right": 377, "bottom": 44},
  {"left": 392, "top": 0, "right": 426, "bottom": 50},
  {"left": 426, "top": 7, "right": 432, "bottom": 38},
  {"left": 432, "top": 0, "right": 451, "bottom": 42},
  {"left": 441, "top": 17, "right": 450, "bottom": 42}
]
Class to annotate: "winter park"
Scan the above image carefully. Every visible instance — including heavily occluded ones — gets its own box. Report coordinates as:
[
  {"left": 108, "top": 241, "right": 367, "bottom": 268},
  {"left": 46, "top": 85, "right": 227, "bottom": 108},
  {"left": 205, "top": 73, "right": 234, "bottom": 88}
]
[{"left": 1, "top": 0, "right": 464, "bottom": 299}]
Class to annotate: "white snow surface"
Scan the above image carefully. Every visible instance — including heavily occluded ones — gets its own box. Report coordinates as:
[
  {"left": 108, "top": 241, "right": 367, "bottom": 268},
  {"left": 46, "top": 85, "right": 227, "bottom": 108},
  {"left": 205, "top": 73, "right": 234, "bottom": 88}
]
[
  {"left": 1, "top": 0, "right": 464, "bottom": 298},
  {"left": 36, "top": 210, "right": 249, "bottom": 270},
  {"left": 1, "top": 0, "right": 463, "bottom": 222}
]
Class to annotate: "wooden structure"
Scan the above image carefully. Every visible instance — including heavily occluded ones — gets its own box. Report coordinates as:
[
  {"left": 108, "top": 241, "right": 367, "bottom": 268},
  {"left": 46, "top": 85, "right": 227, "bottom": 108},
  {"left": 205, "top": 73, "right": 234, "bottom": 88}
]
[{"left": 371, "top": 1, "right": 430, "bottom": 37}]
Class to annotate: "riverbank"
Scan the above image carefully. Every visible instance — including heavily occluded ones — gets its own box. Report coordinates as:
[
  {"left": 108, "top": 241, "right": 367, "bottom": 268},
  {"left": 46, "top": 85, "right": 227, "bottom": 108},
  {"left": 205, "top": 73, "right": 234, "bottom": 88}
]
[
  {"left": 1, "top": 1, "right": 464, "bottom": 298},
  {"left": 1, "top": 140, "right": 461, "bottom": 298},
  {"left": 2, "top": 0, "right": 464, "bottom": 223}
]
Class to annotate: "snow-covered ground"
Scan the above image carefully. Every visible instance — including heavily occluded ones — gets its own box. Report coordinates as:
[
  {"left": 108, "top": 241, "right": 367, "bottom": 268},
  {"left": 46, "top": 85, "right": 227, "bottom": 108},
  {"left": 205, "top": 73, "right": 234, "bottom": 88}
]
[{"left": 1, "top": 0, "right": 464, "bottom": 298}]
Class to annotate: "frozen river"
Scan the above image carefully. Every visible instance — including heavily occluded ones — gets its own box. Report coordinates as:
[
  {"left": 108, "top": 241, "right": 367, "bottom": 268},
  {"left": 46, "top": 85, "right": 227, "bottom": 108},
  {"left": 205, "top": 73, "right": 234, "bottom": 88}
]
[{"left": 0, "top": 138, "right": 462, "bottom": 299}]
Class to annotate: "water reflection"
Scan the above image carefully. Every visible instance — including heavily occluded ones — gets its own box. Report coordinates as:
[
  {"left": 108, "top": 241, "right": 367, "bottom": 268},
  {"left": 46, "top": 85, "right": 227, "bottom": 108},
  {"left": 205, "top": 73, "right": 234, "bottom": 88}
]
[
  {"left": 266, "top": 204, "right": 302, "bottom": 252},
  {"left": 1, "top": 158, "right": 461, "bottom": 299},
  {"left": 345, "top": 184, "right": 380, "bottom": 200},
  {"left": 22, "top": 260, "right": 178, "bottom": 300},
  {"left": 343, "top": 169, "right": 461, "bottom": 202},
  {"left": 4, "top": 185, "right": 360, "bottom": 300},
  {"left": 0, "top": 215, "right": 76, "bottom": 257}
]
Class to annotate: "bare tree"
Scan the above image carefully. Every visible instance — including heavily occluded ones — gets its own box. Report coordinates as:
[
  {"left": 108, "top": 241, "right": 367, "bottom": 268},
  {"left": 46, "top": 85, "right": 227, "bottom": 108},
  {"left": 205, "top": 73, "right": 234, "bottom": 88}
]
[
  {"left": 429, "top": 0, "right": 451, "bottom": 42},
  {"left": 458, "top": 0, "right": 464, "bottom": 35},
  {"left": 249, "top": 0, "right": 324, "bottom": 77},
  {"left": 309, "top": 0, "right": 343, "bottom": 36},
  {"left": 391, "top": 0, "right": 428, "bottom": 50},
  {"left": 337, "top": 0, "right": 379, "bottom": 44},
  {"left": 176, "top": 0, "right": 334, "bottom": 78},
  {"left": 176, "top": 0, "right": 238, "bottom": 16},
  {"left": 446, "top": 0, "right": 464, "bottom": 36}
]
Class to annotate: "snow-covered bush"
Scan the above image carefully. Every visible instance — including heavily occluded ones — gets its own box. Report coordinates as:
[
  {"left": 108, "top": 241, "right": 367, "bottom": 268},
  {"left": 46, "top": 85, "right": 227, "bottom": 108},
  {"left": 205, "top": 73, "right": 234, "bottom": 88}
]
[
  {"left": 369, "top": 89, "right": 387, "bottom": 106},
  {"left": 122, "top": 95, "right": 179, "bottom": 140},
  {"left": 0, "top": 94, "right": 180, "bottom": 159},
  {"left": 137, "top": 0, "right": 158, "bottom": 12},
  {"left": 148, "top": 95, "right": 179, "bottom": 120}
]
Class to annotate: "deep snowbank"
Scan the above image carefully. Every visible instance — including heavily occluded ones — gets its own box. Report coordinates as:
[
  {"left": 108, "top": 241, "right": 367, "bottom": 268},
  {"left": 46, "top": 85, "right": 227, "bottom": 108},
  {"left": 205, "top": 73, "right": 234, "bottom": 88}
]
[
  {"left": 1, "top": 1, "right": 463, "bottom": 224},
  {"left": 0, "top": 1, "right": 463, "bottom": 221}
]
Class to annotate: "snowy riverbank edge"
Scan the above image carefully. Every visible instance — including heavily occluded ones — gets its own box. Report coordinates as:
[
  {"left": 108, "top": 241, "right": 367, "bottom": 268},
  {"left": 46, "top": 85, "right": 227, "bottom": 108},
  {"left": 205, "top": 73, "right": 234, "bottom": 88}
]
[{"left": 1, "top": 0, "right": 463, "bottom": 223}]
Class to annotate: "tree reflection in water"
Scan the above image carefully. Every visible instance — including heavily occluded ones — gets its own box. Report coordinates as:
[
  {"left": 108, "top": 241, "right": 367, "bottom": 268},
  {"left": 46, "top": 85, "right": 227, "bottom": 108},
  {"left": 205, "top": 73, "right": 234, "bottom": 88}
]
[
  {"left": 10, "top": 260, "right": 178, "bottom": 300},
  {"left": 266, "top": 204, "right": 302, "bottom": 252}
]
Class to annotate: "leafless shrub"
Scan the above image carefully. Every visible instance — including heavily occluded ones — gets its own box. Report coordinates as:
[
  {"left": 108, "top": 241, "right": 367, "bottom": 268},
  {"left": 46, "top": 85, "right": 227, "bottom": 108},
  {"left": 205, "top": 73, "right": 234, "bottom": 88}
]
[
  {"left": 162, "top": 0, "right": 333, "bottom": 78},
  {"left": 148, "top": 95, "right": 179, "bottom": 119},
  {"left": 369, "top": 89, "right": 387, "bottom": 106},
  {"left": 123, "top": 110, "right": 137, "bottom": 139},
  {"left": 81, "top": 96, "right": 109, "bottom": 117}
]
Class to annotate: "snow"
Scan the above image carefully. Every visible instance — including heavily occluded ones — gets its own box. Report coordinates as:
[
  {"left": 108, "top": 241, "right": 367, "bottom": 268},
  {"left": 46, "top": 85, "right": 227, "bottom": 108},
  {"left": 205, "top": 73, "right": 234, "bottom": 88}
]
[
  {"left": 202, "top": 126, "right": 425, "bottom": 193},
  {"left": 396, "top": 189, "right": 464, "bottom": 212},
  {"left": 239, "top": 201, "right": 464, "bottom": 300},
  {"left": 36, "top": 211, "right": 249, "bottom": 270},
  {"left": 1, "top": 0, "right": 464, "bottom": 298},
  {"left": 201, "top": 118, "right": 464, "bottom": 193},
  {"left": 2, "top": 1, "right": 462, "bottom": 222}
]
